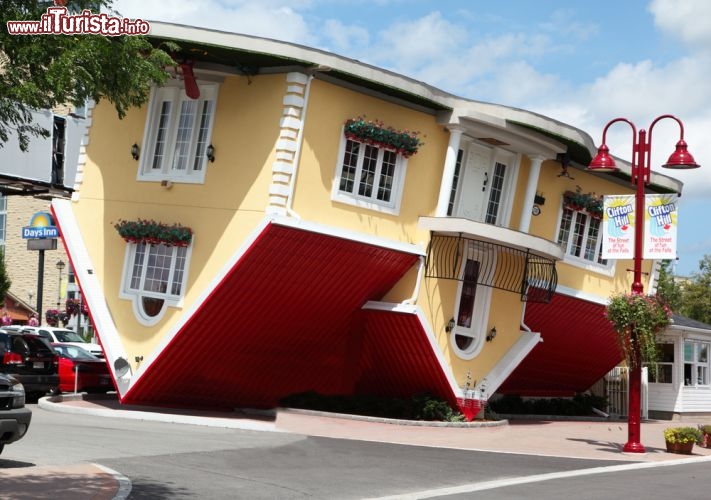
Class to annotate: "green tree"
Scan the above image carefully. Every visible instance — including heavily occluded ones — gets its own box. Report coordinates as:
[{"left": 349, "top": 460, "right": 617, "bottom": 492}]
[
  {"left": 0, "top": 249, "right": 11, "bottom": 304},
  {"left": 1, "top": 0, "right": 175, "bottom": 150},
  {"left": 656, "top": 260, "right": 683, "bottom": 312},
  {"left": 678, "top": 255, "right": 711, "bottom": 324}
]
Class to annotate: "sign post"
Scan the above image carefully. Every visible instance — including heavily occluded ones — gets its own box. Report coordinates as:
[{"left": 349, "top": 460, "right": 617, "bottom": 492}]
[{"left": 23, "top": 212, "right": 59, "bottom": 324}]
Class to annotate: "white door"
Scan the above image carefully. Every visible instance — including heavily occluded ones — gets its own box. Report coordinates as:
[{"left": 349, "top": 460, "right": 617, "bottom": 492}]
[
  {"left": 453, "top": 142, "right": 516, "bottom": 226},
  {"left": 456, "top": 143, "right": 491, "bottom": 221}
]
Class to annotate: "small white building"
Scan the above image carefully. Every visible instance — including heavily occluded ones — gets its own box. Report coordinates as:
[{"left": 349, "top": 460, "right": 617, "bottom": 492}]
[{"left": 648, "top": 314, "right": 711, "bottom": 420}]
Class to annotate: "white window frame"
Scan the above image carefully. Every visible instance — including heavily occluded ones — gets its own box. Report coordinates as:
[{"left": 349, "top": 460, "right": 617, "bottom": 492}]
[
  {"left": 119, "top": 240, "right": 192, "bottom": 326},
  {"left": 450, "top": 243, "right": 494, "bottom": 360},
  {"left": 683, "top": 339, "right": 710, "bottom": 387},
  {"left": 331, "top": 132, "right": 408, "bottom": 215},
  {"left": 137, "top": 82, "right": 219, "bottom": 184},
  {"left": 555, "top": 204, "right": 614, "bottom": 276}
]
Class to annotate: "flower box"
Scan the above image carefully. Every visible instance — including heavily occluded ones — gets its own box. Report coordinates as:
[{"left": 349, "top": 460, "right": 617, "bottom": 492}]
[
  {"left": 563, "top": 188, "right": 603, "bottom": 219},
  {"left": 114, "top": 219, "right": 192, "bottom": 247},
  {"left": 344, "top": 116, "right": 422, "bottom": 158}
]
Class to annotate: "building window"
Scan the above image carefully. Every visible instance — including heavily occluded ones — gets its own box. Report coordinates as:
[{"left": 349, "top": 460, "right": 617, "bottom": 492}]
[
  {"left": 484, "top": 162, "right": 507, "bottom": 224},
  {"left": 332, "top": 136, "right": 408, "bottom": 214},
  {"left": 684, "top": 340, "right": 709, "bottom": 386},
  {"left": 446, "top": 149, "right": 464, "bottom": 216},
  {"left": 138, "top": 83, "right": 218, "bottom": 184},
  {"left": 453, "top": 259, "right": 479, "bottom": 353},
  {"left": 648, "top": 342, "right": 674, "bottom": 384},
  {"left": 557, "top": 206, "right": 609, "bottom": 268},
  {"left": 450, "top": 242, "right": 494, "bottom": 360},
  {"left": 120, "top": 241, "right": 191, "bottom": 324}
]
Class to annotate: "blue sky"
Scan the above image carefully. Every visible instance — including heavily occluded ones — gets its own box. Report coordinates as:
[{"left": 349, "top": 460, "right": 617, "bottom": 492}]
[{"left": 113, "top": 0, "right": 711, "bottom": 276}]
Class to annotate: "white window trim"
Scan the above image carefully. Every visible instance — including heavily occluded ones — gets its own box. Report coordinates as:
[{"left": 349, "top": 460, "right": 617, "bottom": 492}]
[
  {"left": 450, "top": 244, "right": 494, "bottom": 360},
  {"left": 118, "top": 240, "right": 193, "bottom": 326},
  {"left": 683, "top": 338, "right": 710, "bottom": 387},
  {"left": 555, "top": 204, "right": 615, "bottom": 277},
  {"left": 331, "top": 131, "right": 408, "bottom": 215},
  {"left": 137, "top": 82, "right": 219, "bottom": 184}
]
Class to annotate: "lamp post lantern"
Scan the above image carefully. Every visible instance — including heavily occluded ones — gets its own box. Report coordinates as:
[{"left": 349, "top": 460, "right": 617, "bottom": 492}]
[{"left": 587, "top": 114, "right": 699, "bottom": 453}]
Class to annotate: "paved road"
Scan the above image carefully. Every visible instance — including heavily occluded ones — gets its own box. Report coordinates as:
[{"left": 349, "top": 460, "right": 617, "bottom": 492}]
[{"left": 3, "top": 402, "right": 711, "bottom": 499}]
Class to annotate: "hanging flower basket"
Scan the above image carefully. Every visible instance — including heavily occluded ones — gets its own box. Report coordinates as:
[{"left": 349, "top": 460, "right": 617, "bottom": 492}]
[
  {"left": 45, "top": 308, "right": 61, "bottom": 327},
  {"left": 343, "top": 116, "right": 423, "bottom": 158},
  {"left": 114, "top": 219, "right": 193, "bottom": 247},
  {"left": 605, "top": 292, "right": 672, "bottom": 368},
  {"left": 65, "top": 298, "right": 80, "bottom": 316},
  {"left": 563, "top": 187, "right": 603, "bottom": 219}
]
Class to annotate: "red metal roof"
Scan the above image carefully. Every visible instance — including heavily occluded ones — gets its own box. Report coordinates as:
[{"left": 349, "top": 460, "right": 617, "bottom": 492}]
[
  {"left": 356, "top": 309, "right": 458, "bottom": 408},
  {"left": 120, "top": 222, "right": 450, "bottom": 410},
  {"left": 498, "top": 292, "right": 622, "bottom": 397}
]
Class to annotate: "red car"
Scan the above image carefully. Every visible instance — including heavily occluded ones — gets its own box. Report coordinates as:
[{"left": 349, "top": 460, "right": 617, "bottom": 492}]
[{"left": 51, "top": 343, "right": 114, "bottom": 393}]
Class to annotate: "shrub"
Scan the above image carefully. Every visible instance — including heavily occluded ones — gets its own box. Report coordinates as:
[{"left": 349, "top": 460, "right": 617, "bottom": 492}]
[
  {"left": 279, "top": 391, "right": 465, "bottom": 422},
  {"left": 488, "top": 393, "right": 607, "bottom": 416}
]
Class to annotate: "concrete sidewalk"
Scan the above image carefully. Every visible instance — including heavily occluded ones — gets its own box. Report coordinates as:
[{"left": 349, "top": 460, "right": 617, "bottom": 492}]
[{"left": 2, "top": 394, "right": 710, "bottom": 499}]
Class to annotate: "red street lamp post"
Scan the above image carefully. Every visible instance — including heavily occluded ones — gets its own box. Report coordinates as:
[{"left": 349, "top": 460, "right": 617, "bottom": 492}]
[{"left": 587, "top": 114, "right": 699, "bottom": 453}]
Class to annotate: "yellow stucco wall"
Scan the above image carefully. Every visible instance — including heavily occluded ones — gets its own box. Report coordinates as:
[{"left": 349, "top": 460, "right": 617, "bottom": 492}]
[
  {"left": 292, "top": 79, "right": 446, "bottom": 246},
  {"left": 73, "top": 73, "right": 287, "bottom": 360}
]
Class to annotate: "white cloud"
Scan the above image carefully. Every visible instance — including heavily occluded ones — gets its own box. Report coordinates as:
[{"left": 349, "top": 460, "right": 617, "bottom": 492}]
[
  {"left": 374, "top": 12, "right": 468, "bottom": 72},
  {"left": 321, "top": 19, "right": 370, "bottom": 55},
  {"left": 650, "top": 0, "right": 711, "bottom": 49},
  {"left": 113, "top": 0, "right": 316, "bottom": 44}
]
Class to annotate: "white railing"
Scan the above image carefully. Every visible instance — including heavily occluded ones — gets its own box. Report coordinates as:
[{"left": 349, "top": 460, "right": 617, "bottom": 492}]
[{"left": 604, "top": 366, "right": 648, "bottom": 419}]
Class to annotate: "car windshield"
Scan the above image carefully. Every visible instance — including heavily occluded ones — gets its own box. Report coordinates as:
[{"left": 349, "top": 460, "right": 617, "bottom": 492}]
[
  {"left": 53, "top": 344, "right": 99, "bottom": 360},
  {"left": 53, "top": 330, "right": 86, "bottom": 343}
]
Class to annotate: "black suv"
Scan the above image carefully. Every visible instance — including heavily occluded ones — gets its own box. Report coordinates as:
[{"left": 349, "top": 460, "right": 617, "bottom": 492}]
[
  {"left": 0, "top": 372, "right": 32, "bottom": 455},
  {"left": 0, "top": 330, "right": 59, "bottom": 400}
]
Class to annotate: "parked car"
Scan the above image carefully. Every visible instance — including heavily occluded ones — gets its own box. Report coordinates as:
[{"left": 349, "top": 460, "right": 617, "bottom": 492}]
[
  {"left": 51, "top": 343, "right": 114, "bottom": 394},
  {"left": 8, "top": 326, "right": 104, "bottom": 358},
  {"left": 0, "top": 373, "right": 32, "bottom": 455},
  {"left": 0, "top": 330, "right": 59, "bottom": 401}
]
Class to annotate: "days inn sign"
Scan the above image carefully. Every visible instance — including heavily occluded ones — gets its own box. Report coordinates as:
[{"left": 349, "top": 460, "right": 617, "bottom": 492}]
[{"left": 23, "top": 212, "right": 59, "bottom": 250}]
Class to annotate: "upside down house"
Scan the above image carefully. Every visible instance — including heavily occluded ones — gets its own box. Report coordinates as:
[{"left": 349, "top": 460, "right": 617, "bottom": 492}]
[{"left": 51, "top": 22, "right": 683, "bottom": 417}]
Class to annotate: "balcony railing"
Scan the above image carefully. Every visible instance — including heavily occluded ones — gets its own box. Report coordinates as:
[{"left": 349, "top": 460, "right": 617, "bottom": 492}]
[{"left": 425, "top": 234, "right": 557, "bottom": 303}]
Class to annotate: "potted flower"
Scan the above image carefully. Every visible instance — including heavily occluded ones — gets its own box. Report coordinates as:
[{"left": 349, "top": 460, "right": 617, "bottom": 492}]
[
  {"left": 663, "top": 426, "right": 702, "bottom": 454},
  {"left": 605, "top": 293, "right": 672, "bottom": 369},
  {"left": 699, "top": 424, "right": 711, "bottom": 448}
]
